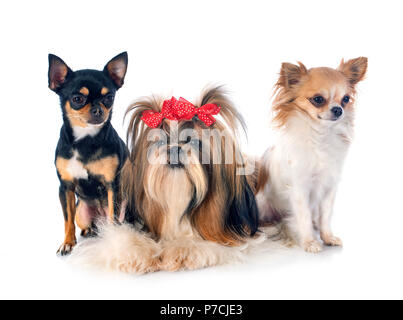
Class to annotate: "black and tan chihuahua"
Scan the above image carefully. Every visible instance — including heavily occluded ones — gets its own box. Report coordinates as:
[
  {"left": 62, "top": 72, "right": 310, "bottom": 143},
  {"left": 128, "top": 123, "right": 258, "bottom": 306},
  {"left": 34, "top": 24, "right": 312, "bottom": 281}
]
[{"left": 48, "top": 52, "right": 128, "bottom": 255}]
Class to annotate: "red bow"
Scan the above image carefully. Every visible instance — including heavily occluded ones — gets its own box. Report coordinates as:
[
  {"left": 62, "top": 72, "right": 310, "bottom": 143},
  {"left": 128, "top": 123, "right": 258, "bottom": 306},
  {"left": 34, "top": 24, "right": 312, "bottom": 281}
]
[{"left": 141, "top": 97, "right": 221, "bottom": 128}]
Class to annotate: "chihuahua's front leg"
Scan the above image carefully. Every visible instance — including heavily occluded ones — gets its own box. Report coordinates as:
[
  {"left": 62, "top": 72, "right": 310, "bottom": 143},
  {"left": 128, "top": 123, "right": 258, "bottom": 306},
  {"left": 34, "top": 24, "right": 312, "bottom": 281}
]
[
  {"left": 57, "top": 184, "right": 77, "bottom": 255},
  {"left": 288, "top": 189, "right": 322, "bottom": 253},
  {"left": 319, "top": 189, "right": 342, "bottom": 247},
  {"left": 106, "top": 184, "right": 116, "bottom": 223},
  {"left": 86, "top": 156, "right": 119, "bottom": 223}
]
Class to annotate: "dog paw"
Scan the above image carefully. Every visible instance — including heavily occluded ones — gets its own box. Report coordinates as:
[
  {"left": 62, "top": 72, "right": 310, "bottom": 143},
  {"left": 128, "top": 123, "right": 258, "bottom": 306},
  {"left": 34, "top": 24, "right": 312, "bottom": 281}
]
[
  {"left": 118, "top": 259, "right": 159, "bottom": 274},
  {"left": 303, "top": 240, "right": 323, "bottom": 253},
  {"left": 159, "top": 247, "right": 187, "bottom": 272},
  {"left": 57, "top": 239, "right": 77, "bottom": 256},
  {"left": 282, "top": 237, "right": 297, "bottom": 248},
  {"left": 159, "top": 246, "right": 201, "bottom": 272},
  {"left": 322, "top": 234, "right": 343, "bottom": 247},
  {"left": 80, "top": 228, "right": 96, "bottom": 238}
]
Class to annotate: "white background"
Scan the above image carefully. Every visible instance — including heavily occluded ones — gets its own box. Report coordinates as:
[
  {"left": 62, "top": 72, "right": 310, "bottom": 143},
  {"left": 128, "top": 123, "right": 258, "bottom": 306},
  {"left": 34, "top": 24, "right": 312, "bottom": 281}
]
[{"left": 0, "top": 0, "right": 402, "bottom": 299}]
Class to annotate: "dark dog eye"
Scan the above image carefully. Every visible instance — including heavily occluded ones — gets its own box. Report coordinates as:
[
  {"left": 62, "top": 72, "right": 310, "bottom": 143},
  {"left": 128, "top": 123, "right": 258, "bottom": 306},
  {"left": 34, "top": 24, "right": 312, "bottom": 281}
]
[
  {"left": 310, "top": 95, "right": 326, "bottom": 107},
  {"left": 184, "top": 136, "right": 200, "bottom": 148},
  {"left": 155, "top": 140, "right": 166, "bottom": 147},
  {"left": 189, "top": 139, "right": 200, "bottom": 147},
  {"left": 71, "top": 95, "right": 86, "bottom": 107},
  {"left": 103, "top": 94, "right": 115, "bottom": 107},
  {"left": 342, "top": 95, "right": 350, "bottom": 104}
]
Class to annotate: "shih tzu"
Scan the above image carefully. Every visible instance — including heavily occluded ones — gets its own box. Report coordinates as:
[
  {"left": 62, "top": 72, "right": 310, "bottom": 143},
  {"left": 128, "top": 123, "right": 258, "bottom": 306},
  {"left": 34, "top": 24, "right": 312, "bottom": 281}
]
[{"left": 70, "top": 86, "right": 260, "bottom": 272}]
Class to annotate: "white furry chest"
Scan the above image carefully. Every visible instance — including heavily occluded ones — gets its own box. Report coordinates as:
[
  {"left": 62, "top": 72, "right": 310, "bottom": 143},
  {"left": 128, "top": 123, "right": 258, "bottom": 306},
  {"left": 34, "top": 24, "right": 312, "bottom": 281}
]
[
  {"left": 306, "top": 141, "right": 345, "bottom": 185},
  {"left": 304, "top": 148, "right": 342, "bottom": 205},
  {"left": 66, "top": 150, "right": 88, "bottom": 180},
  {"left": 285, "top": 121, "right": 348, "bottom": 179},
  {"left": 72, "top": 125, "right": 102, "bottom": 141},
  {"left": 267, "top": 119, "right": 351, "bottom": 212}
]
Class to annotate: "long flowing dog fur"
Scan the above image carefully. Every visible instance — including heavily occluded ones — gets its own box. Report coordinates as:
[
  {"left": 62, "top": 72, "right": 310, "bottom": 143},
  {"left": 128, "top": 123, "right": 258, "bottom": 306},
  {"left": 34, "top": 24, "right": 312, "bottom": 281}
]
[
  {"left": 70, "top": 85, "right": 261, "bottom": 273},
  {"left": 69, "top": 220, "right": 267, "bottom": 273},
  {"left": 69, "top": 222, "right": 161, "bottom": 274}
]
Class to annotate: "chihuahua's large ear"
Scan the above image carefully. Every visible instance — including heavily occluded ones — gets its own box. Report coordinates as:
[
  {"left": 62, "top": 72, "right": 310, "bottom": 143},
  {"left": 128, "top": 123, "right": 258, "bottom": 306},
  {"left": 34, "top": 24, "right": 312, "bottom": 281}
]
[
  {"left": 48, "top": 54, "right": 73, "bottom": 92},
  {"left": 103, "top": 52, "right": 128, "bottom": 89},
  {"left": 278, "top": 62, "right": 308, "bottom": 89},
  {"left": 338, "top": 57, "right": 368, "bottom": 86}
]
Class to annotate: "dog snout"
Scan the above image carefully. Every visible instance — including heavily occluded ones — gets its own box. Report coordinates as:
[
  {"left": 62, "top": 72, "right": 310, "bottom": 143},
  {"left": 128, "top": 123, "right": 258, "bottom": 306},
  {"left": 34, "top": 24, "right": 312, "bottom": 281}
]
[
  {"left": 168, "top": 146, "right": 183, "bottom": 167},
  {"left": 331, "top": 106, "right": 343, "bottom": 119},
  {"left": 91, "top": 107, "right": 104, "bottom": 118},
  {"left": 89, "top": 106, "right": 105, "bottom": 124}
]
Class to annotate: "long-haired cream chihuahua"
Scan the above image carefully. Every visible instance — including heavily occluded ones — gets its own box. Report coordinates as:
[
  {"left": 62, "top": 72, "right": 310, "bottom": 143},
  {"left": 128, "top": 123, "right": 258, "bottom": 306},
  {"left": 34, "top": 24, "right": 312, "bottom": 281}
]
[{"left": 256, "top": 57, "right": 368, "bottom": 253}]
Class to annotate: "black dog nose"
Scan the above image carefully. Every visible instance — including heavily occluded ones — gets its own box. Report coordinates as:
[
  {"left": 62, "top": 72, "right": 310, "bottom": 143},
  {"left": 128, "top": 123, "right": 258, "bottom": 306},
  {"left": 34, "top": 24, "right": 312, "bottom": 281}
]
[
  {"left": 331, "top": 106, "right": 343, "bottom": 118},
  {"left": 91, "top": 107, "right": 104, "bottom": 117},
  {"left": 168, "top": 146, "right": 182, "bottom": 167}
]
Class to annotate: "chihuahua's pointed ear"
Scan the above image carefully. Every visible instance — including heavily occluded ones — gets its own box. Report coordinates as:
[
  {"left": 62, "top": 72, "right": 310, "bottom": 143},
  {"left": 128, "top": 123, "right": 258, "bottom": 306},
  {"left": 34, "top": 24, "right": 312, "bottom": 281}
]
[
  {"left": 338, "top": 57, "right": 368, "bottom": 86},
  {"left": 48, "top": 54, "right": 73, "bottom": 92},
  {"left": 103, "top": 52, "right": 128, "bottom": 89},
  {"left": 278, "top": 62, "right": 308, "bottom": 89}
]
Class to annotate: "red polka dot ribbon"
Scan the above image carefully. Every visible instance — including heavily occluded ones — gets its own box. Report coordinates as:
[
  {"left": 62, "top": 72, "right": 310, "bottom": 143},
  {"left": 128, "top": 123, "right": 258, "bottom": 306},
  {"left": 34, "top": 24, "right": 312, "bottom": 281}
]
[{"left": 141, "top": 97, "right": 221, "bottom": 128}]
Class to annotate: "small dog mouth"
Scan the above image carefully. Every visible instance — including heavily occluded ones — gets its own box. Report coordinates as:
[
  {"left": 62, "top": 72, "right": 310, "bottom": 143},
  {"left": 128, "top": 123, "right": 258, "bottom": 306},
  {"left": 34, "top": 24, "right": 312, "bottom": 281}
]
[
  {"left": 88, "top": 119, "right": 106, "bottom": 126},
  {"left": 167, "top": 146, "right": 185, "bottom": 169},
  {"left": 317, "top": 115, "right": 341, "bottom": 122},
  {"left": 168, "top": 162, "right": 185, "bottom": 169}
]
